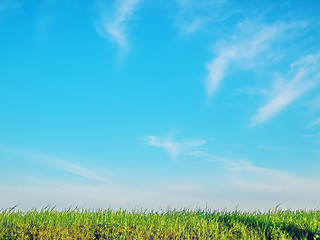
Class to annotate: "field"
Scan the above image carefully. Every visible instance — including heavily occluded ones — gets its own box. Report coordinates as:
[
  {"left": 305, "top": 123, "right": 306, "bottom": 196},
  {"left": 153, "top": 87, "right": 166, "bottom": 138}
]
[{"left": 1, "top": 207, "right": 319, "bottom": 239}]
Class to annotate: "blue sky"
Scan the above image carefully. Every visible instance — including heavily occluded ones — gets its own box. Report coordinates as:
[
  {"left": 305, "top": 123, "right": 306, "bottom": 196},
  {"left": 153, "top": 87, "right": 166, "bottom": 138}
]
[{"left": 1, "top": 0, "right": 320, "bottom": 211}]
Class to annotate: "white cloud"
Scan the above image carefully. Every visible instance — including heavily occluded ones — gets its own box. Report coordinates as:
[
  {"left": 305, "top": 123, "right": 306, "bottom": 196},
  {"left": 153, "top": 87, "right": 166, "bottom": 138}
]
[
  {"left": 0, "top": 145, "right": 107, "bottom": 182},
  {"left": 146, "top": 135, "right": 180, "bottom": 158},
  {"left": 205, "top": 24, "right": 282, "bottom": 97},
  {"left": 55, "top": 159, "right": 107, "bottom": 182},
  {"left": 230, "top": 161, "right": 320, "bottom": 198},
  {"left": 97, "top": 0, "right": 141, "bottom": 51},
  {"left": 174, "top": 0, "right": 230, "bottom": 35},
  {"left": 251, "top": 53, "right": 320, "bottom": 126},
  {"left": 205, "top": 20, "right": 310, "bottom": 98},
  {"left": 196, "top": 149, "right": 320, "bottom": 204},
  {"left": 182, "top": 17, "right": 209, "bottom": 34},
  {"left": 143, "top": 134, "right": 320, "bottom": 210},
  {"left": 145, "top": 134, "right": 206, "bottom": 159},
  {"left": 205, "top": 48, "right": 236, "bottom": 96}
]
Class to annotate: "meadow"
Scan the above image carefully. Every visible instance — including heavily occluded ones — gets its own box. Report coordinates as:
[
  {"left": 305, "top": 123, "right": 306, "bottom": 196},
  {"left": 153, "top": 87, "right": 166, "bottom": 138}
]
[{"left": 0, "top": 207, "right": 319, "bottom": 239}]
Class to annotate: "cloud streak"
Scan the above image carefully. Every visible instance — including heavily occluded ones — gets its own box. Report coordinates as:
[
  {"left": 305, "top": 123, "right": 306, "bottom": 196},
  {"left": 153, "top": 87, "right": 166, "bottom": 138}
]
[
  {"left": 251, "top": 53, "right": 320, "bottom": 126},
  {"left": 182, "top": 17, "right": 209, "bottom": 34},
  {"left": 0, "top": 145, "right": 107, "bottom": 182},
  {"left": 144, "top": 133, "right": 320, "bottom": 209},
  {"left": 205, "top": 20, "right": 310, "bottom": 98},
  {"left": 205, "top": 23, "right": 282, "bottom": 97},
  {"left": 196, "top": 146, "right": 320, "bottom": 199},
  {"left": 97, "top": 0, "right": 141, "bottom": 52},
  {"left": 174, "top": 0, "right": 229, "bottom": 35},
  {"left": 145, "top": 134, "right": 206, "bottom": 159},
  {"left": 229, "top": 160, "right": 320, "bottom": 199}
]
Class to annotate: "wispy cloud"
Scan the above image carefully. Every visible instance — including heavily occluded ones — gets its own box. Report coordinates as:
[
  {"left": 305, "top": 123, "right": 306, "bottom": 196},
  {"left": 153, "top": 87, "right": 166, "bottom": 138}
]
[
  {"left": 205, "top": 23, "right": 284, "bottom": 97},
  {"left": 183, "top": 144, "right": 320, "bottom": 200},
  {"left": 0, "top": 145, "right": 107, "bottom": 182},
  {"left": 96, "top": 0, "right": 141, "bottom": 52},
  {"left": 144, "top": 133, "right": 320, "bottom": 209},
  {"left": 251, "top": 53, "right": 320, "bottom": 126},
  {"left": 199, "top": 146, "right": 320, "bottom": 198},
  {"left": 205, "top": 19, "right": 311, "bottom": 98},
  {"left": 230, "top": 160, "right": 320, "bottom": 198},
  {"left": 174, "top": 0, "right": 228, "bottom": 35},
  {"left": 52, "top": 158, "right": 107, "bottom": 182},
  {"left": 182, "top": 17, "right": 209, "bottom": 34},
  {"left": 145, "top": 134, "right": 206, "bottom": 159}
]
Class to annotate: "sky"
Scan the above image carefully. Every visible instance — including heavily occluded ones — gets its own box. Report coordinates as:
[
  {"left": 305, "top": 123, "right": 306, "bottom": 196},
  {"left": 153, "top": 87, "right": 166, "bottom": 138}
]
[{"left": 1, "top": 0, "right": 320, "bottom": 211}]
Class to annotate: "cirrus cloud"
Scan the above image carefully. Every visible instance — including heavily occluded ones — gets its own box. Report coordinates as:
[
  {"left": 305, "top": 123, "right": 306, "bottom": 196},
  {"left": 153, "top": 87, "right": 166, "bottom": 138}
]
[{"left": 96, "top": 0, "right": 141, "bottom": 52}]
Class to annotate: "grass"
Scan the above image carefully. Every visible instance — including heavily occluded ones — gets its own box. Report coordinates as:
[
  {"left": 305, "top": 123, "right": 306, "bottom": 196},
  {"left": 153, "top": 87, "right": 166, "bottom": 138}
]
[{"left": 0, "top": 206, "right": 319, "bottom": 239}]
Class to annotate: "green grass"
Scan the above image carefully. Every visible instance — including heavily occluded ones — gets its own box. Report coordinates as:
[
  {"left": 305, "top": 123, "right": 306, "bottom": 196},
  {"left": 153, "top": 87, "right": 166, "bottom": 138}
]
[{"left": 1, "top": 207, "right": 319, "bottom": 239}]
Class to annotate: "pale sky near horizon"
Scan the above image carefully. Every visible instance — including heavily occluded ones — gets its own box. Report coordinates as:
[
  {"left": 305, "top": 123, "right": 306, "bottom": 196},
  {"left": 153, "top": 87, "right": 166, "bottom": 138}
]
[{"left": 1, "top": 0, "right": 320, "bottom": 211}]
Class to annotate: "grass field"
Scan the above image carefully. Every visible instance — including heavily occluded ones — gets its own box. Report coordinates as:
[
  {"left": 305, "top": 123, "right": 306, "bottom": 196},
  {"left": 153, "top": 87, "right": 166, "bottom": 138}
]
[{"left": 1, "top": 207, "right": 319, "bottom": 239}]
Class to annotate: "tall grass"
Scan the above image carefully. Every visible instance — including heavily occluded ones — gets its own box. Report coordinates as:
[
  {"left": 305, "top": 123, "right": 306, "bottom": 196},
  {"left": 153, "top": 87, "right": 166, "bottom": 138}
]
[{"left": 1, "top": 207, "right": 319, "bottom": 239}]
